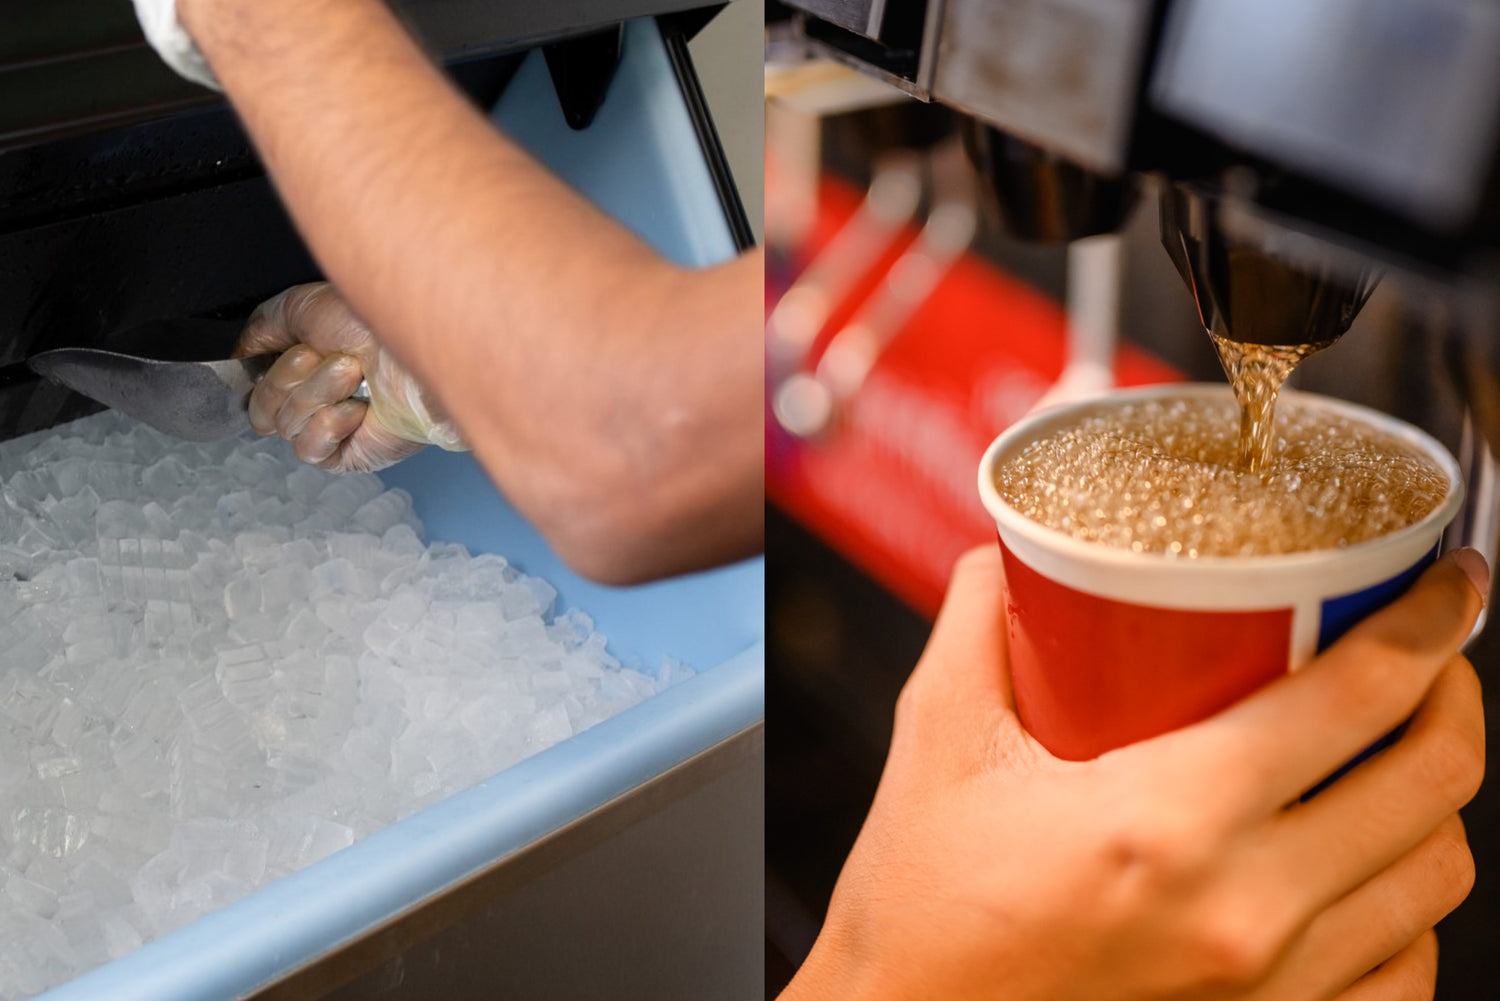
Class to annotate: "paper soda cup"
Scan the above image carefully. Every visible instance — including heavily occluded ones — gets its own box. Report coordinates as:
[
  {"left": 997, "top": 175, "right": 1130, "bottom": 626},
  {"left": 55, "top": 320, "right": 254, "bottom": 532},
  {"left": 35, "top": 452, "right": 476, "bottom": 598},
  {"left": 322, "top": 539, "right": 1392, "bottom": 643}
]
[{"left": 976, "top": 384, "right": 1465, "bottom": 762}]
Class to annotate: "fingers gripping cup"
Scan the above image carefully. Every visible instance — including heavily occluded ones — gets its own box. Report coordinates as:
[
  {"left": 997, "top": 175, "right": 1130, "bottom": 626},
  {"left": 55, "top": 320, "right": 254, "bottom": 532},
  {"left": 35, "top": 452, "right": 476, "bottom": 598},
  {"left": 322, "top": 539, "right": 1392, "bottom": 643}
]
[{"left": 977, "top": 384, "right": 1464, "bottom": 762}]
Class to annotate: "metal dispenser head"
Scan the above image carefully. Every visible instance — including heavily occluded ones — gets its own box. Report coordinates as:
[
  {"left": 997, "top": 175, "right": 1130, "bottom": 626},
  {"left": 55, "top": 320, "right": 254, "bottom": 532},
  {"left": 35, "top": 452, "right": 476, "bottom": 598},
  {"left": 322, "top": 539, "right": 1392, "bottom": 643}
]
[
  {"left": 1158, "top": 184, "right": 1380, "bottom": 347},
  {"left": 962, "top": 122, "right": 1137, "bottom": 243}
]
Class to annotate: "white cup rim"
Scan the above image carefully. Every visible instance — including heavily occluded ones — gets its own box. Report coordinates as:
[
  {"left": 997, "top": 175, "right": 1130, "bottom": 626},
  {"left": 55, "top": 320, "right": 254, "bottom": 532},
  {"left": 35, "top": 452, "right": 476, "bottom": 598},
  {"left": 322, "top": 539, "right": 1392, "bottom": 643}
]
[{"left": 977, "top": 383, "right": 1466, "bottom": 576}]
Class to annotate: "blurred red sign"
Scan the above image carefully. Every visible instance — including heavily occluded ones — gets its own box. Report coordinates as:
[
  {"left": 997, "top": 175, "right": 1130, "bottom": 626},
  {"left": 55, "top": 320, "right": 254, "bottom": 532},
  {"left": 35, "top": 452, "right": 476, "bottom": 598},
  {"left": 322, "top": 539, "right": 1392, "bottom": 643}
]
[{"left": 767, "top": 180, "right": 1183, "bottom": 618}]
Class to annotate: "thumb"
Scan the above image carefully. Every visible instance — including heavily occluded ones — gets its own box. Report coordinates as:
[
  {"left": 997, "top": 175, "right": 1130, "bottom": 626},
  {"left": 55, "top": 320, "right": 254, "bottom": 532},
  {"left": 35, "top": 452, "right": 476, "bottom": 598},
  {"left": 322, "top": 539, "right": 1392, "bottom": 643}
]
[
  {"left": 900, "top": 545, "right": 1018, "bottom": 731},
  {"left": 366, "top": 348, "right": 468, "bottom": 451}
]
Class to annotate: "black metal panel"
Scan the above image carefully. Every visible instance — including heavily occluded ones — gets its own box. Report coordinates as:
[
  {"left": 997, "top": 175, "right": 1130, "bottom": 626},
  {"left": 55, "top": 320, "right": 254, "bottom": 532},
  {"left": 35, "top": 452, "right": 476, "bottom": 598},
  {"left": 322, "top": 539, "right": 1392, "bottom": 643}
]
[
  {"left": 800, "top": 14, "right": 923, "bottom": 86},
  {"left": 0, "top": 169, "right": 317, "bottom": 440},
  {"left": 963, "top": 123, "right": 1138, "bottom": 242},
  {"left": 0, "top": 0, "right": 735, "bottom": 152},
  {"left": 0, "top": 176, "right": 318, "bottom": 365},
  {"left": 658, "top": 19, "right": 755, "bottom": 251},
  {"left": 659, "top": 2, "right": 732, "bottom": 40},
  {"left": 932, "top": 0, "right": 1158, "bottom": 177},
  {"left": 0, "top": 56, "right": 521, "bottom": 239},
  {"left": 0, "top": 367, "right": 105, "bottom": 445},
  {"left": 0, "top": 0, "right": 141, "bottom": 62},
  {"left": 0, "top": 108, "right": 259, "bottom": 236},
  {"left": 788, "top": 0, "right": 879, "bottom": 40},
  {"left": 392, "top": 0, "right": 728, "bottom": 57},
  {"left": 1152, "top": 0, "right": 1500, "bottom": 234},
  {"left": 764, "top": 505, "right": 929, "bottom": 994},
  {"left": 543, "top": 26, "right": 627, "bottom": 130}
]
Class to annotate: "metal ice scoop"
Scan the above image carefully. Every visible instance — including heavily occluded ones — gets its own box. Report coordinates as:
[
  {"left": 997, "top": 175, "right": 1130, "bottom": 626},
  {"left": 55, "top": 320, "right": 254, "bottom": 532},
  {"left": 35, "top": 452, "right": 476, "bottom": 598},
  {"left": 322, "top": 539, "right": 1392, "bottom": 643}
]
[{"left": 27, "top": 318, "right": 369, "bottom": 442}]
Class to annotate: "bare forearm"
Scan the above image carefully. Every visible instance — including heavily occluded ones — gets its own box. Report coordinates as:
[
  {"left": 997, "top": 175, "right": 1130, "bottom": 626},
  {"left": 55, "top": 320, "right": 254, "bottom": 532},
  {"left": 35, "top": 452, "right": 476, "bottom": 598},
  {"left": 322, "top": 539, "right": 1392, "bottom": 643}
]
[
  {"left": 180, "top": 0, "right": 762, "bottom": 579},
  {"left": 779, "top": 932, "right": 890, "bottom": 1001}
]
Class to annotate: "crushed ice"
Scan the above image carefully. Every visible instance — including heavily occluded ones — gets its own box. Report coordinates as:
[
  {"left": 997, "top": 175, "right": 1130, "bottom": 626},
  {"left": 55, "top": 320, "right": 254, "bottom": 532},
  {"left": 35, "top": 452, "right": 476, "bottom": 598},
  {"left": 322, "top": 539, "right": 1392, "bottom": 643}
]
[{"left": 0, "top": 411, "right": 691, "bottom": 996}]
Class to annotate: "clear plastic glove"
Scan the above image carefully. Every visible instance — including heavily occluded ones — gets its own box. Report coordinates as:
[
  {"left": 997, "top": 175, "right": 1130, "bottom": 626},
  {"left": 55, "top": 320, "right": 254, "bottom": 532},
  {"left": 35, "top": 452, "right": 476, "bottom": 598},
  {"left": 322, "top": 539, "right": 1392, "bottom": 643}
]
[
  {"left": 130, "top": 0, "right": 219, "bottom": 90},
  {"left": 234, "top": 283, "right": 466, "bottom": 473}
]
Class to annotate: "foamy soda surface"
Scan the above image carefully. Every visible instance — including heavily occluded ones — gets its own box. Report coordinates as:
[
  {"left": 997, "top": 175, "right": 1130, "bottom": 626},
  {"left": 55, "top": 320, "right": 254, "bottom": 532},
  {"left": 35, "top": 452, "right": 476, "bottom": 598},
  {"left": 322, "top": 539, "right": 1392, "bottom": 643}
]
[{"left": 994, "top": 396, "right": 1447, "bottom": 557}]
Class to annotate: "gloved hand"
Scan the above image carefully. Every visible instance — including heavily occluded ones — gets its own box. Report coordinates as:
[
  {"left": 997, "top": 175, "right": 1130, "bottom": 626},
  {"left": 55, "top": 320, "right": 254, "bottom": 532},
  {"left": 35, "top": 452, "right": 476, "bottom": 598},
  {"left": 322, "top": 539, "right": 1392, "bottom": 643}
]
[
  {"left": 130, "top": 0, "right": 219, "bottom": 90},
  {"left": 235, "top": 283, "right": 467, "bottom": 473}
]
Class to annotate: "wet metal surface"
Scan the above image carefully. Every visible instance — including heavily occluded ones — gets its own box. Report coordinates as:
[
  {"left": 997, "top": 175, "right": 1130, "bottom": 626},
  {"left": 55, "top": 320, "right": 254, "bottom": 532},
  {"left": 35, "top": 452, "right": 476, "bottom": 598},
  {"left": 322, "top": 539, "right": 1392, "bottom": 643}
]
[{"left": 28, "top": 344, "right": 272, "bottom": 441}]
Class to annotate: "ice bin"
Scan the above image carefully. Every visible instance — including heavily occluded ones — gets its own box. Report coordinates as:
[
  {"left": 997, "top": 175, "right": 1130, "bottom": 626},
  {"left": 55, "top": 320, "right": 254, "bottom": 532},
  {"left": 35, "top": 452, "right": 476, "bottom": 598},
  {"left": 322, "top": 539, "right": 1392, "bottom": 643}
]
[{"left": 4, "top": 11, "right": 762, "bottom": 1001}]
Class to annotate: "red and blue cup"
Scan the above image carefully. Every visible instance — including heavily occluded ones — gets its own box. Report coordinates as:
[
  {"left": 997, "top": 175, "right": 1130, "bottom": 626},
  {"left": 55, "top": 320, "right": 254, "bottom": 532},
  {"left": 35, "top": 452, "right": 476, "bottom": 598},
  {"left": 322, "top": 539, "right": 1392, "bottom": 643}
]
[{"left": 977, "top": 384, "right": 1466, "bottom": 762}]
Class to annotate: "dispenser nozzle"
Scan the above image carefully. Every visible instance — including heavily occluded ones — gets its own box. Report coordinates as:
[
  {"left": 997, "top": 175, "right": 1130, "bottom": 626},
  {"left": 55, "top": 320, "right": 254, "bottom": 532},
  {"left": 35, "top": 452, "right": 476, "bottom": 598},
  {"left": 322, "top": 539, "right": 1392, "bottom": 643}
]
[{"left": 1159, "top": 184, "right": 1379, "bottom": 347}]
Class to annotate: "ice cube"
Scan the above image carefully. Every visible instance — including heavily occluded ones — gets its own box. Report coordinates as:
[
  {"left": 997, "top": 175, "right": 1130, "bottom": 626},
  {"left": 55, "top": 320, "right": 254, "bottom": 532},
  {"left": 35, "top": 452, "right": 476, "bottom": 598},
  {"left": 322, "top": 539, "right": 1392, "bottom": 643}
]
[
  {"left": 258, "top": 566, "right": 309, "bottom": 616},
  {"left": 223, "top": 575, "right": 262, "bottom": 619},
  {"left": 525, "top": 704, "right": 573, "bottom": 747},
  {"left": 281, "top": 607, "right": 326, "bottom": 650},
  {"left": 4, "top": 871, "right": 59, "bottom": 919},
  {"left": 385, "top": 590, "right": 428, "bottom": 628},
  {"left": 351, "top": 492, "right": 407, "bottom": 535},
  {"left": 0, "top": 410, "right": 674, "bottom": 993},
  {"left": 11, "top": 807, "right": 89, "bottom": 859},
  {"left": 99, "top": 910, "right": 144, "bottom": 960},
  {"left": 522, "top": 576, "right": 557, "bottom": 616},
  {"left": 228, "top": 614, "right": 284, "bottom": 645},
  {"left": 223, "top": 836, "right": 270, "bottom": 886},
  {"left": 215, "top": 491, "right": 257, "bottom": 530},
  {"left": 5, "top": 469, "right": 52, "bottom": 513},
  {"left": 285, "top": 465, "right": 328, "bottom": 503},
  {"left": 234, "top": 532, "right": 286, "bottom": 569},
  {"left": 94, "top": 500, "right": 148, "bottom": 539},
  {"left": 326, "top": 532, "right": 381, "bottom": 567},
  {"left": 71, "top": 858, "right": 132, "bottom": 909},
  {"left": 60, "top": 557, "right": 102, "bottom": 598},
  {"left": 88, "top": 462, "right": 143, "bottom": 498},
  {"left": 91, "top": 810, "right": 171, "bottom": 859},
  {"left": 44, "top": 490, "right": 99, "bottom": 545},
  {"left": 225, "top": 450, "right": 282, "bottom": 487},
  {"left": 51, "top": 458, "right": 90, "bottom": 498},
  {"left": 280, "top": 816, "right": 355, "bottom": 867},
  {"left": 381, "top": 523, "right": 424, "bottom": 555},
  {"left": 141, "top": 455, "right": 194, "bottom": 496},
  {"left": 16, "top": 521, "right": 63, "bottom": 557},
  {"left": 34, "top": 755, "right": 81, "bottom": 781},
  {"left": 279, "top": 538, "right": 323, "bottom": 568},
  {"left": 215, "top": 652, "right": 272, "bottom": 707},
  {"left": 316, "top": 476, "right": 383, "bottom": 517},
  {"left": 141, "top": 502, "right": 176, "bottom": 539},
  {"left": 313, "top": 558, "right": 377, "bottom": 599}
]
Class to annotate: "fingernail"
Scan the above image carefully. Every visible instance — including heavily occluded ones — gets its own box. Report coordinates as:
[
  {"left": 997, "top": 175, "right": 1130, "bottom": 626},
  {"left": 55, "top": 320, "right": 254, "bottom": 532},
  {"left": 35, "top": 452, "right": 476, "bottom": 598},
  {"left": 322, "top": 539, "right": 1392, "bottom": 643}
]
[{"left": 1452, "top": 547, "right": 1490, "bottom": 606}]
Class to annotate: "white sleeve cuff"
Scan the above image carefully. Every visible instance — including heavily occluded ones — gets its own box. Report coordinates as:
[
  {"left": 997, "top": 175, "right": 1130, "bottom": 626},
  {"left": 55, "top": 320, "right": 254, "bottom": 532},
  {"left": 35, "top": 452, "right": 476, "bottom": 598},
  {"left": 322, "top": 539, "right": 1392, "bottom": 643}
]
[{"left": 132, "top": 0, "right": 221, "bottom": 91}]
